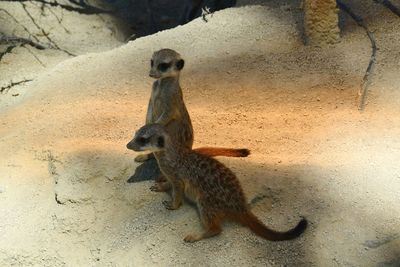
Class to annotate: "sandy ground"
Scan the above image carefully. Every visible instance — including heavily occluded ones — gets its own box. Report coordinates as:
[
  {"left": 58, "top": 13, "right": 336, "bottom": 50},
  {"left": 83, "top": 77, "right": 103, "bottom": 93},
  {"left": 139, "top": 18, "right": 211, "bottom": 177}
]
[{"left": 1, "top": 1, "right": 400, "bottom": 266}]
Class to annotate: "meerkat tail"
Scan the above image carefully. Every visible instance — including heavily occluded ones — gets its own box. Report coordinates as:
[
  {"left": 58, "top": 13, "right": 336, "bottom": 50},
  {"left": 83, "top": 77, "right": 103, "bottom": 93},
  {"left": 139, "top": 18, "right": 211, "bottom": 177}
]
[
  {"left": 194, "top": 147, "right": 250, "bottom": 158},
  {"left": 239, "top": 212, "right": 307, "bottom": 241}
]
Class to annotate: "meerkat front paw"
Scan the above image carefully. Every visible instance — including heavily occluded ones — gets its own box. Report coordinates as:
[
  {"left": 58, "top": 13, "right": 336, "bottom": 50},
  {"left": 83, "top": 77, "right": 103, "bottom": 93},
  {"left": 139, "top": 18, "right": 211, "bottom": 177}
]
[
  {"left": 150, "top": 184, "right": 165, "bottom": 192},
  {"left": 162, "top": 200, "right": 181, "bottom": 210},
  {"left": 184, "top": 234, "right": 201, "bottom": 243},
  {"left": 134, "top": 154, "right": 150, "bottom": 162},
  {"left": 150, "top": 185, "right": 159, "bottom": 191},
  {"left": 150, "top": 181, "right": 171, "bottom": 192}
]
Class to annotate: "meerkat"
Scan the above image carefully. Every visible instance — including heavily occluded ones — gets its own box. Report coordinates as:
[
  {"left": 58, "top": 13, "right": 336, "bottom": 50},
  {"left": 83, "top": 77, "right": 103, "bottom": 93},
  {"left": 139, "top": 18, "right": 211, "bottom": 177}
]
[
  {"left": 132, "top": 48, "right": 249, "bottom": 181},
  {"left": 127, "top": 124, "right": 308, "bottom": 242}
]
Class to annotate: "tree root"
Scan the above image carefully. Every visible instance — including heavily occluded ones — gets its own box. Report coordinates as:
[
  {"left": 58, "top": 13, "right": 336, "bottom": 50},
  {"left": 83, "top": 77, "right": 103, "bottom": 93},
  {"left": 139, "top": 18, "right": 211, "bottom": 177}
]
[{"left": 337, "top": 0, "right": 377, "bottom": 111}]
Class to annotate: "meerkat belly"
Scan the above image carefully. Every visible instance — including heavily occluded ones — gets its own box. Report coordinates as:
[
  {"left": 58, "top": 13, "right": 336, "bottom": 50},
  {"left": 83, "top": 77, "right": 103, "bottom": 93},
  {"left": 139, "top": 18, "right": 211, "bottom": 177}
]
[
  {"left": 151, "top": 98, "right": 164, "bottom": 122},
  {"left": 183, "top": 180, "right": 200, "bottom": 203}
]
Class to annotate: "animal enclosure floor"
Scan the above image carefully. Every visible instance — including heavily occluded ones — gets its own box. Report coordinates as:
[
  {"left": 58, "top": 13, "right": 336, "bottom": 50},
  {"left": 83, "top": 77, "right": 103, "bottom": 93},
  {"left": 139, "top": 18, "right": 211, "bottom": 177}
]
[{"left": 0, "top": 1, "right": 400, "bottom": 266}]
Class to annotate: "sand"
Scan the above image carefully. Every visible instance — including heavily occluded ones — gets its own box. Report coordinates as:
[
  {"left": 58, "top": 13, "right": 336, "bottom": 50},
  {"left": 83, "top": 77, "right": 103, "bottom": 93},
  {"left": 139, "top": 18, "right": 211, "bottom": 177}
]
[{"left": 0, "top": 1, "right": 400, "bottom": 266}]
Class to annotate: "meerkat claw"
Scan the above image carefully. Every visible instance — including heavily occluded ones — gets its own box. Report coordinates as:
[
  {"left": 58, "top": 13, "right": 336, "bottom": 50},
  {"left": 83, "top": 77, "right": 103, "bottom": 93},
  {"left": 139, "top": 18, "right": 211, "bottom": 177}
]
[
  {"left": 162, "top": 200, "right": 173, "bottom": 209},
  {"left": 150, "top": 185, "right": 159, "bottom": 191},
  {"left": 184, "top": 234, "right": 200, "bottom": 243}
]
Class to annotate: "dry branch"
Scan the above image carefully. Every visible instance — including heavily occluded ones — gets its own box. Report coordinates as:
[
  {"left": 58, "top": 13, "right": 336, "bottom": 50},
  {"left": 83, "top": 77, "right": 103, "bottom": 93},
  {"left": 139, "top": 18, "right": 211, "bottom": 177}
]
[
  {"left": 0, "top": 7, "right": 40, "bottom": 42},
  {"left": 20, "top": 2, "right": 76, "bottom": 56},
  {"left": 0, "top": 34, "right": 47, "bottom": 49},
  {"left": 337, "top": 0, "right": 377, "bottom": 111},
  {"left": 0, "top": 79, "right": 33, "bottom": 93},
  {"left": 0, "top": 0, "right": 112, "bottom": 14}
]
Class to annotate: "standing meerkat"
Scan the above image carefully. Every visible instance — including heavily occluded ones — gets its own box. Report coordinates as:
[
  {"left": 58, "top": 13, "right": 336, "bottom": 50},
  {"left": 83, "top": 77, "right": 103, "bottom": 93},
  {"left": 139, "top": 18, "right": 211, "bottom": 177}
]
[
  {"left": 127, "top": 124, "right": 307, "bottom": 242},
  {"left": 131, "top": 49, "right": 249, "bottom": 181},
  {"left": 134, "top": 48, "right": 194, "bottom": 162}
]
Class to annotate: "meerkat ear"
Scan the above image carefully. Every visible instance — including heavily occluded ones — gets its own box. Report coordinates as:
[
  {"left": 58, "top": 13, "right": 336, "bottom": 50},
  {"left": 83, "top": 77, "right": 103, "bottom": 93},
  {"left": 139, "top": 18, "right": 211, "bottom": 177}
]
[
  {"left": 176, "top": 59, "right": 184, "bottom": 70},
  {"left": 157, "top": 136, "right": 165, "bottom": 148}
]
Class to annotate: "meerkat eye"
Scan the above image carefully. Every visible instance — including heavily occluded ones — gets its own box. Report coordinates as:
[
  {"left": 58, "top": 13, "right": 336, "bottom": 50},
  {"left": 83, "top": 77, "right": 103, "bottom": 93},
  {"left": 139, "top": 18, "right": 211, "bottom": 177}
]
[
  {"left": 176, "top": 59, "right": 184, "bottom": 70},
  {"left": 150, "top": 60, "right": 154, "bottom": 67},
  {"left": 137, "top": 137, "right": 147, "bottom": 145},
  {"left": 158, "top": 62, "right": 171, "bottom": 72},
  {"left": 157, "top": 136, "right": 164, "bottom": 148}
]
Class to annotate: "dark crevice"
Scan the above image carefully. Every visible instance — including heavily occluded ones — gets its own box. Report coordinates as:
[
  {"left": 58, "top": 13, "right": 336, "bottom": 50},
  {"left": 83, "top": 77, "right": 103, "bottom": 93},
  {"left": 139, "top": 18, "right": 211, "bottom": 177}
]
[
  {"left": 0, "top": 79, "right": 33, "bottom": 93},
  {"left": 373, "top": 0, "right": 400, "bottom": 17},
  {"left": 337, "top": 0, "right": 377, "bottom": 111},
  {"left": 144, "top": 0, "right": 159, "bottom": 33},
  {"left": 0, "top": 0, "right": 112, "bottom": 15}
]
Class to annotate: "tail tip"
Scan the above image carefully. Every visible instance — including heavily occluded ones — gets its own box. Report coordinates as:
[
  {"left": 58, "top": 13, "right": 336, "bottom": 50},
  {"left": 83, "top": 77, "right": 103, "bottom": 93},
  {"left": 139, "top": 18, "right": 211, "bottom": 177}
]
[
  {"left": 295, "top": 217, "right": 308, "bottom": 235},
  {"left": 238, "top": 149, "right": 251, "bottom": 157}
]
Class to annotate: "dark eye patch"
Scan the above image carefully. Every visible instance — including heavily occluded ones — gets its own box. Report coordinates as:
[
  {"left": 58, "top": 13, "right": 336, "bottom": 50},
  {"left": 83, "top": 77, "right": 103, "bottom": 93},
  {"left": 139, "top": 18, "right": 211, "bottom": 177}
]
[
  {"left": 158, "top": 62, "right": 171, "bottom": 72},
  {"left": 157, "top": 136, "right": 164, "bottom": 148},
  {"left": 137, "top": 137, "right": 147, "bottom": 145}
]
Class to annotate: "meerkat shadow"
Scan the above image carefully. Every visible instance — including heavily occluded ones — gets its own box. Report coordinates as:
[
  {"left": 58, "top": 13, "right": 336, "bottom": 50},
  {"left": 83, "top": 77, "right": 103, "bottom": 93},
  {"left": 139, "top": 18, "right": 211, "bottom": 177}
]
[{"left": 127, "top": 157, "right": 161, "bottom": 183}]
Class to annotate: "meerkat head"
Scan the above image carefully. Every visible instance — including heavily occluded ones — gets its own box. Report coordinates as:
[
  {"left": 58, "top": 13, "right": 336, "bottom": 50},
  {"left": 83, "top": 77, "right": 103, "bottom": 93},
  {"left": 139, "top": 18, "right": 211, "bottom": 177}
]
[
  {"left": 149, "top": 49, "right": 185, "bottom": 79},
  {"left": 127, "top": 124, "right": 168, "bottom": 152}
]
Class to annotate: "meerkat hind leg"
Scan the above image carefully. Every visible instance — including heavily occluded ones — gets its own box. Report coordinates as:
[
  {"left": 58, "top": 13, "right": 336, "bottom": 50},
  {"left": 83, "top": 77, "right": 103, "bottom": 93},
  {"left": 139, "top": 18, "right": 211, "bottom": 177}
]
[{"left": 184, "top": 214, "right": 222, "bottom": 243}]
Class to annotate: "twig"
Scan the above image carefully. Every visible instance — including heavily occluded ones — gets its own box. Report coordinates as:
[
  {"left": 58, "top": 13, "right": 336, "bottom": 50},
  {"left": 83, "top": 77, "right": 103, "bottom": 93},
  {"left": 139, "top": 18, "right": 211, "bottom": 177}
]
[
  {"left": 337, "top": 0, "right": 377, "bottom": 111},
  {"left": 201, "top": 6, "right": 212, "bottom": 22},
  {"left": 23, "top": 45, "right": 46, "bottom": 67},
  {"left": 0, "top": 79, "right": 33, "bottom": 93},
  {"left": 0, "top": 34, "right": 47, "bottom": 50},
  {"left": 21, "top": 2, "right": 76, "bottom": 56},
  {"left": 373, "top": 0, "right": 400, "bottom": 17},
  {"left": 32, "top": 1, "right": 71, "bottom": 34},
  {"left": 0, "top": 8, "right": 40, "bottom": 42},
  {"left": 0, "top": 0, "right": 112, "bottom": 14}
]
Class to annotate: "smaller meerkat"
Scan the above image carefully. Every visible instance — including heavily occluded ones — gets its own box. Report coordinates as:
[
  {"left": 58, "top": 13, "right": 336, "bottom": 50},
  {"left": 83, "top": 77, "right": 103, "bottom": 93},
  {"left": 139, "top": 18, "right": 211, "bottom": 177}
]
[
  {"left": 127, "top": 124, "right": 307, "bottom": 242},
  {"left": 131, "top": 48, "right": 249, "bottom": 182}
]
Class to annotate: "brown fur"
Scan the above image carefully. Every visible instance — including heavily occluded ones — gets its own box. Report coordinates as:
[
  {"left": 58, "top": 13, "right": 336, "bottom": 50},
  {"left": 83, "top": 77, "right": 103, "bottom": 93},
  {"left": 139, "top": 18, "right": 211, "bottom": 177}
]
[{"left": 127, "top": 124, "right": 307, "bottom": 242}]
